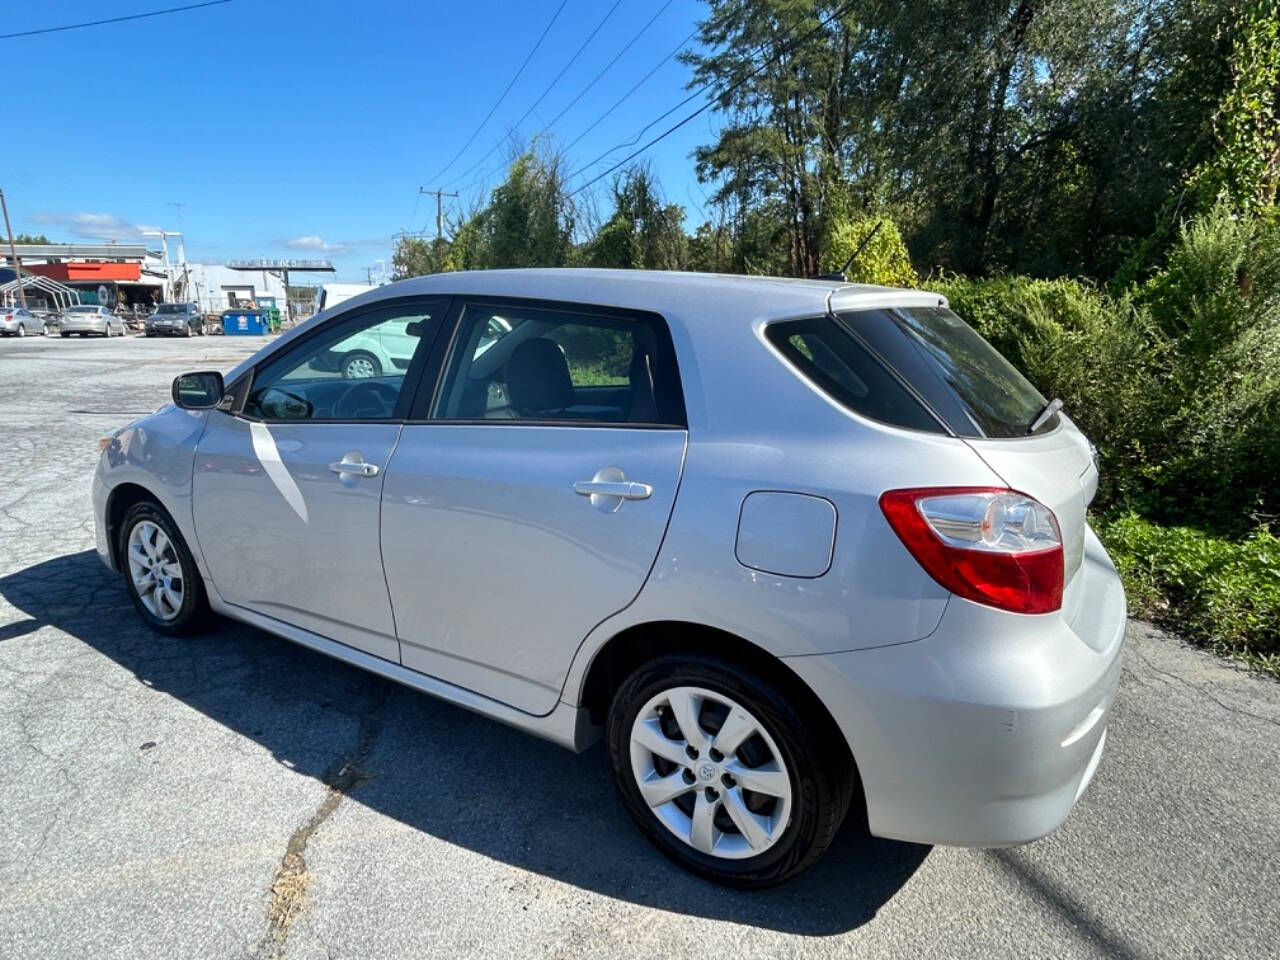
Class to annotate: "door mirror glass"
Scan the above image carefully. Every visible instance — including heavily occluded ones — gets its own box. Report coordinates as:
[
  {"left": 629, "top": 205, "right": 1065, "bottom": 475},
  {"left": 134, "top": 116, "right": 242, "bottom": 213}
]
[{"left": 172, "top": 371, "right": 225, "bottom": 409}]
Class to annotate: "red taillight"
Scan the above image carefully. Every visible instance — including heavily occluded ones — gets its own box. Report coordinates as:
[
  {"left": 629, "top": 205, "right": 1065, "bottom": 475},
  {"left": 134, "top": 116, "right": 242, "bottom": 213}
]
[{"left": 879, "top": 486, "right": 1064, "bottom": 614}]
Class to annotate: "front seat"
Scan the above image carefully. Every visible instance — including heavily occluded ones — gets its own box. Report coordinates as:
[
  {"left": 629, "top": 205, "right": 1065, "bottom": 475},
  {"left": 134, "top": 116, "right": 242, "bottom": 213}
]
[{"left": 506, "top": 338, "right": 575, "bottom": 418}]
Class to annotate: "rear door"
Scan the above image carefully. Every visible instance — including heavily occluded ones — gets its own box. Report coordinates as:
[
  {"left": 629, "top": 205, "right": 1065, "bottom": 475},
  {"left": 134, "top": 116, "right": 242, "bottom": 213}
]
[{"left": 380, "top": 298, "right": 688, "bottom": 715}]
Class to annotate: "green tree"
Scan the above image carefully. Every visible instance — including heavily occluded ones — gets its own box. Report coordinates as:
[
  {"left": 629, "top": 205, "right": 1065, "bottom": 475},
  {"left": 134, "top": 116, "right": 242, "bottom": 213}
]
[
  {"left": 12, "top": 233, "right": 48, "bottom": 244},
  {"left": 584, "top": 165, "right": 687, "bottom": 270},
  {"left": 479, "top": 148, "right": 575, "bottom": 269},
  {"left": 1188, "top": 0, "right": 1280, "bottom": 217},
  {"left": 821, "top": 217, "right": 917, "bottom": 287}
]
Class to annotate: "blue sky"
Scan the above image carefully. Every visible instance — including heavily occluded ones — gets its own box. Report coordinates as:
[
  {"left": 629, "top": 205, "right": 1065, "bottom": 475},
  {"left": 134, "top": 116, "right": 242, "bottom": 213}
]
[{"left": 3, "top": 0, "right": 716, "bottom": 282}]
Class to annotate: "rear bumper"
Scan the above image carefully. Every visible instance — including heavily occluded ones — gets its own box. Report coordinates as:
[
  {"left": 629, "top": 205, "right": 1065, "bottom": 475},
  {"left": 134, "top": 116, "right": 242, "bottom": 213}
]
[
  {"left": 61, "top": 319, "right": 108, "bottom": 333},
  {"left": 785, "top": 525, "right": 1126, "bottom": 847}
]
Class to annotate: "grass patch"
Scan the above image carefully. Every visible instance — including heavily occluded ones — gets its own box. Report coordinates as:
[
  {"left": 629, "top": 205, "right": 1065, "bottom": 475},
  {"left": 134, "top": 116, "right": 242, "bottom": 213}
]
[{"left": 1097, "top": 514, "right": 1280, "bottom": 678}]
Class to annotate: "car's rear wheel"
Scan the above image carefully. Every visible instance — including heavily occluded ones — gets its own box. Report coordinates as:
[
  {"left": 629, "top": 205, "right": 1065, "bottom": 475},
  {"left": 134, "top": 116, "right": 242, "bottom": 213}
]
[
  {"left": 341, "top": 350, "right": 381, "bottom": 379},
  {"left": 119, "top": 501, "right": 208, "bottom": 636},
  {"left": 608, "top": 654, "right": 852, "bottom": 888},
  {"left": 16, "top": 323, "right": 25, "bottom": 338},
  {"left": 61, "top": 332, "right": 71, "bottom": 338}
]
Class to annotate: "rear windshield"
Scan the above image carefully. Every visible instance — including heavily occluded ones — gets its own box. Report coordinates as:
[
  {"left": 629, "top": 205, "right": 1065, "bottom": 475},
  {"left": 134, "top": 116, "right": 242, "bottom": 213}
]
[
  {"left": 68, "top": 306, "right": 97, "bottom": 313},
  {"left": 837, "top": 307, "right": 1056, "bottom": 438}
]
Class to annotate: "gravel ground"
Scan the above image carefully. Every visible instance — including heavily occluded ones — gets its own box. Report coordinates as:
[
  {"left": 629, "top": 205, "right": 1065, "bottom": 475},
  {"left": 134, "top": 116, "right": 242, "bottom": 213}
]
[{"left": 1, "top": 333, "right": 1277, "bottom": 959}]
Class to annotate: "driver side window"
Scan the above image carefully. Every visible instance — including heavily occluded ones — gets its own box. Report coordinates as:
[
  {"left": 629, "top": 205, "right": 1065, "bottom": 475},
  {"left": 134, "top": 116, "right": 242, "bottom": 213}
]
[{"left": 243, "top": 299, "right": 444, "bottom": 421}]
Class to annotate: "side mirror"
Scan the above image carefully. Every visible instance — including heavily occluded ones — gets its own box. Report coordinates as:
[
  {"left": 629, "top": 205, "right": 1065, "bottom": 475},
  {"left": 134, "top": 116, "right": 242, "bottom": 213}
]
[{"left": 172, "top": 371, "right": 225, "bottom": 410}]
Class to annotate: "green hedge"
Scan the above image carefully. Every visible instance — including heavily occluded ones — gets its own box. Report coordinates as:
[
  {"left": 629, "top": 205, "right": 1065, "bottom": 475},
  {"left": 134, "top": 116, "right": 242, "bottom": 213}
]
[{"left": 1098, "top": 515, "right": 1280, "bottom": 676}]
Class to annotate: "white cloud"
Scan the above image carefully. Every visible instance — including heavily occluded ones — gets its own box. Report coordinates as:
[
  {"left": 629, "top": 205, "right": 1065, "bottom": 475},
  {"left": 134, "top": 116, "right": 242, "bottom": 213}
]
[
  {"left": 30, "top": 211, "right": 156, "bottom": 242},
  {"left": 286, "top": 235, "right": 346, "bottom": 253}
]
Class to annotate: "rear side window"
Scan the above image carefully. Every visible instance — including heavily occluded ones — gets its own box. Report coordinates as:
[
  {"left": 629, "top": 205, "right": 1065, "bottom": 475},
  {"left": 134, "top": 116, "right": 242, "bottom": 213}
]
[
  {"left": 839, "top": 307, "right": 1054, "bottom": 438},
  {"left": 434, "top": 302, "right": 685, "bottom": 426},
  {"left": 766, "top": 317, "right": 944, "bottom": 433}
]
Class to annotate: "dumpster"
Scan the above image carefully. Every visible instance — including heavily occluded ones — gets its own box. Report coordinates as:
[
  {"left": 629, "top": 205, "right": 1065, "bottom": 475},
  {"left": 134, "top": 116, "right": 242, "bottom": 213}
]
[{"left": 222, "top": 309, "right": 269, "bottom": 336}]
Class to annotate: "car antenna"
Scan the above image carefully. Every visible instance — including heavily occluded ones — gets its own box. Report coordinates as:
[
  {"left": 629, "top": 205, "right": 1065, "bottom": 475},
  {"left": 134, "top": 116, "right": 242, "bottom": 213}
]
[{"left": 813, "top": 219, "right": 884, "bottom": 282}]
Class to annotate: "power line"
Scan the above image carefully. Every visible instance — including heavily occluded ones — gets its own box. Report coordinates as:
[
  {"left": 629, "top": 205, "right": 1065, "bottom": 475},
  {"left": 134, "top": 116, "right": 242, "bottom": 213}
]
[
  {"left": 562, "top": 26, "right": 697, "bottom": 155},
  {"left": 567, "top": 1, "right": 856, "bottom": 197},
  {"left": 0, "top": 0, "right": 230, "bottom": 39},
  {"left": 444, "top": 0, "right": 665, "bottom": 190},
  {"left": 452, "top": 21, "right": 697, "bottom": 200},
  {"left": 425, "top": 0, "right": 570, "bottom": 184}
]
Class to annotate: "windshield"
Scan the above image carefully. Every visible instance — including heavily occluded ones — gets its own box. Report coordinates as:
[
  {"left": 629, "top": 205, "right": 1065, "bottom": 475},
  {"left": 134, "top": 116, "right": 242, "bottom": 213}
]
[
  {"left": 838, "top": 306, "right": 1055, "bottom": 438},
  {"left": 68, "top": 306, "right": 98, "bottom": 313},
  {"left": 156, "top": 304, "right": 185, "bottom": 314}
]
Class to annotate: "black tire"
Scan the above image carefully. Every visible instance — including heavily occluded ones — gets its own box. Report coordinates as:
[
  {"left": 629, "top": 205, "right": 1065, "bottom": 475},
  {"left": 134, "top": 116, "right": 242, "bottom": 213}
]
[
  {"left": 118, "top": 500, "right": 209, "bottom": 637},
  {"left": 341, "top": 350, "right": 382, "bottom": 379},
  {"left": 61, "top": 332, "right": 71, "bottom": 338},
  {"left": 607, "top": 653, "right": 853, "bottom": 888},
  {"left": 16, "top": 323, "right": 25, "bottom": 338}
]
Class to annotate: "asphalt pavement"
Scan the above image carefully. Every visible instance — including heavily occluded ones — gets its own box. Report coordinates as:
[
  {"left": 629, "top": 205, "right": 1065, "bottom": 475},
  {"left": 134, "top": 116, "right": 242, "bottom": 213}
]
[{"left": 1, "top": 333, "right": 1277, "bottom": 959}]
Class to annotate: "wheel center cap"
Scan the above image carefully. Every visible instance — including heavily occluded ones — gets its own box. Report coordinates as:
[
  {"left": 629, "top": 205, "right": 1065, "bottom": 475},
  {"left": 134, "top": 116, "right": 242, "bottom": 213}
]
[{"left": 697, "top": 761, "right": 718, "bottom": 782}]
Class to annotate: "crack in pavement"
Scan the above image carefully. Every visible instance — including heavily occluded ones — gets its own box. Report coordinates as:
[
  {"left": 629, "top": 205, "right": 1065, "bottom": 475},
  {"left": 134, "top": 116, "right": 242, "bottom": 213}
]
[
  {"left": 1129, "top": 646, "right": 1280, "bottom": 730},
  {"left": 254, "top": 681, "right": 390, "bottom": 960}
]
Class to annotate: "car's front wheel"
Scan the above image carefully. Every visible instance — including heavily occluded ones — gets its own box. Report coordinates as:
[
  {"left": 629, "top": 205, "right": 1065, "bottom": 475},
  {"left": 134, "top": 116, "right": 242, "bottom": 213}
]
[
  {"left": 608, "top": 654, "right": 853, "bottom": 888},
  {"left": 341, "top": 350, "right": 382, "bottom": 379},
  {"left": 119, "top": 501, "right": 208, "bottom": 636}
]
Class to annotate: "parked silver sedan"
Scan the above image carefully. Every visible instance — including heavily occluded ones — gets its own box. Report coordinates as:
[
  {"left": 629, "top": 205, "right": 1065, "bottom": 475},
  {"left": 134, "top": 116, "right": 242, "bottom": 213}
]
[
  {"left": 92, "top": 269, "right": 1125, "bottom": 887},
  {"left": 0, "top": 305, "right": 43, "bottom": 336},
  {"left": 60, "top": 304, "right": 126, "bottom": 337}
]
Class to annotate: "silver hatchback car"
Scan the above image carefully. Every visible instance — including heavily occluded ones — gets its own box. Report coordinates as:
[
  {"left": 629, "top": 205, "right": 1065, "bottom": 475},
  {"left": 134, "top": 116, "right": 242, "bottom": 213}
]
[{"left": 93, "top": 270, "right": 1125, "bottom": 887}]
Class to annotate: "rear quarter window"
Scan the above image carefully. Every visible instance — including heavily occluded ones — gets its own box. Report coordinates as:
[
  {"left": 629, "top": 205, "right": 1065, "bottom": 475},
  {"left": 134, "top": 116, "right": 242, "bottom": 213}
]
[{"left": 765, "top": 316, "right": 945, "bottom": 433}]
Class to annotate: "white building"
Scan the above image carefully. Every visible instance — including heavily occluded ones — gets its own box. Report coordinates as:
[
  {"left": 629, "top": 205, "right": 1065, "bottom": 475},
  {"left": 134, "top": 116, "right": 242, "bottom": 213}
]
[{"left": 184, "top": 263, "right": 288, "bottom": 314}]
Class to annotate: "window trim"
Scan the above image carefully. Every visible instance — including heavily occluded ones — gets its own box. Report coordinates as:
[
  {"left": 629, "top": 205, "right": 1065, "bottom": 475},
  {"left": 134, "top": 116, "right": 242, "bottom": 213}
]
[
  {"left": 227, "top": 295, "right": 454, "bottom": 425},
  {"left": 408, "top": 294, "right": 688, "bottom": 429}
]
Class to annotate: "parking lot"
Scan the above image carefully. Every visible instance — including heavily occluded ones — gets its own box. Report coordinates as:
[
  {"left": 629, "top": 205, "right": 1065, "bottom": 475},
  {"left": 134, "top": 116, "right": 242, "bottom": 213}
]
[{"left": 1, "top": 332, "right": 1277, "bottom": 959}]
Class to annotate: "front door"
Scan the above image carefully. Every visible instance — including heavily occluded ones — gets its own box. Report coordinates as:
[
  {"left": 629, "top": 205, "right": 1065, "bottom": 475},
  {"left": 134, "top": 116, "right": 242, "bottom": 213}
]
[
  {"left": 381, "top": 299, "right": 688, "bottom": 714},
  {"left": 192, "top": 297, "right": 447, "bottom": 661}
]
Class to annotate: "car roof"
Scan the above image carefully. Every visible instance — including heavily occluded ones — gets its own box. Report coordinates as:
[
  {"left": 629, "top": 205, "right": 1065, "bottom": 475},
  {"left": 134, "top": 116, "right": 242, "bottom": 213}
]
[
  {"left": 377, "top": 268, "right": 945, "bottom": 318},
  {"left": 225, "top": 269, "right": 948, "bottom": 391}
]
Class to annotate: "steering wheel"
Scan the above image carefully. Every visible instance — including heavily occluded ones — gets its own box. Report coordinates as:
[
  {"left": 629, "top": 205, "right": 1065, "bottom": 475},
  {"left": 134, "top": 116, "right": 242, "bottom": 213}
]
[{"left": 333, "top": 380, "right": 399, "bottom": 419}]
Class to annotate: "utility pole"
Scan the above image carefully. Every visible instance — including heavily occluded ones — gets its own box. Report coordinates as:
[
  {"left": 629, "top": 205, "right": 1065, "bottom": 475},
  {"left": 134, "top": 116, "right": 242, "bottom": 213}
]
[
  {"left": 0, "top": 188, "right": 28, "bottom": 309},
  {"left": 419, "top": 187, "right": 458, "bottom": 243},
  {"left": 168, "top": 201, "right": 190, "bottom": 301}
]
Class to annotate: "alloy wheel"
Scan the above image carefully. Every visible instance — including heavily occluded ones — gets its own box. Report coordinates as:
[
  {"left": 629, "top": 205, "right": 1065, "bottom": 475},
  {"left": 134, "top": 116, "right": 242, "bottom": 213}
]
[
  {"left": 126, "top": 520, "right": 185, "bottom": 621},
  {"left": 629, "top": 685, "right": 792, "bottom": 860}
]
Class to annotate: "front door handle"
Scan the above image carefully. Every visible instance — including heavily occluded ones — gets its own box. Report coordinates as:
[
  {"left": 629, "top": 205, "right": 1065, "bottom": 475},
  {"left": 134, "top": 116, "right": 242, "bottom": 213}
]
[
  {"left": 329, "top": 455, "right": 379, "bottom": 478},
  {"left": 573, "top": 479, "right": 652, "bottom": 500}
]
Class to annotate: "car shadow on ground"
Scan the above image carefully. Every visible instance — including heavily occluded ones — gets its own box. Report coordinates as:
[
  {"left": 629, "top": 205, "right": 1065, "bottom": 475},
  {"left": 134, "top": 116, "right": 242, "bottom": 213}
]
[{"left": 0, "top": 550, "right": 930, "bottom": 935}]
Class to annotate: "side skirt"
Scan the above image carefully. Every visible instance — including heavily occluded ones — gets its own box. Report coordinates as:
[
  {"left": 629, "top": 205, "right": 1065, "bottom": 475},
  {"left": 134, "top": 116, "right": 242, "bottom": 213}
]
[{"left": 205, "top": 580, "right": 602, "bottom": 753}]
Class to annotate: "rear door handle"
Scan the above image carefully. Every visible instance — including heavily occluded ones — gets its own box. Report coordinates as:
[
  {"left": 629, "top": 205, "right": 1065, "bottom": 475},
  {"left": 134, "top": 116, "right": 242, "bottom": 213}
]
[
  {"left": 573, "top": 479, "right": 652, "bottom": 500},
  {"left": 330, "top": 457, "right": 379, "bottom": 478}
]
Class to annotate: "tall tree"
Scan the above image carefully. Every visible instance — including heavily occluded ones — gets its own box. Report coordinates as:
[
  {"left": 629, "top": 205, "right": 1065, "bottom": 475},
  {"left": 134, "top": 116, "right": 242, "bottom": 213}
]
[{"left": 585, "top": 165, "right": 688, "bottom": 270}]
